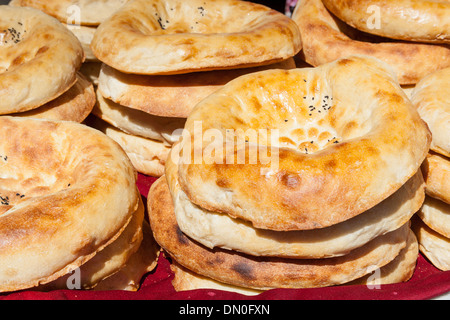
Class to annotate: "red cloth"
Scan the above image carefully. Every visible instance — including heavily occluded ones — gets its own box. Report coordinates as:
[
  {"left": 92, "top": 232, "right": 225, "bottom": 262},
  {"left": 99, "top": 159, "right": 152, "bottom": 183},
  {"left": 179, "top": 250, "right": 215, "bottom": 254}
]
[{"left": 2, "top": 174, "right": 449, "bottom": 300}]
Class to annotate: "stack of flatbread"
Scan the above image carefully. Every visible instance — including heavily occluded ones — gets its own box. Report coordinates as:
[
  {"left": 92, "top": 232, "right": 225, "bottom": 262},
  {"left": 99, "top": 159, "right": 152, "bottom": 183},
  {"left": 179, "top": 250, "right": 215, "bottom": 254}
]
[
  {"left": 148, "top": 56, "right": 431, "bottom": 293},
  {"left": 291, "top": 0, "right": 450, "bottom": 87},
  {"left": 0, "top": 5, "right": 94, "bottom": 123},
  {"left": 9, "top": 0, "right": 129, "bottom": 85},
  {"left": 411, "top": 67, "right": 450, "bottom": 271},
  {"left": 87, "top": 0, "right": 301, "bottom": 177}
]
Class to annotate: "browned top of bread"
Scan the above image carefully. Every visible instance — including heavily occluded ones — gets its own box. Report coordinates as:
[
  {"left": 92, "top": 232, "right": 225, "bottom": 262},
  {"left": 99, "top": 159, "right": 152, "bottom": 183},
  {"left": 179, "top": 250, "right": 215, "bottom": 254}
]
[{"left": 177, "top": 56, "right": 430, "bottom": 231}]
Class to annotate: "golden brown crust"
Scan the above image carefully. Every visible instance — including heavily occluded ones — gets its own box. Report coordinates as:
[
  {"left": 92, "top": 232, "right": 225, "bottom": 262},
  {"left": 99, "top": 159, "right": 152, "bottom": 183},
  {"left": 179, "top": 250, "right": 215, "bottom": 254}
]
[
  {"left": 177, "top": 56, "right": 431, "bottom": 231},
  {"left": 0, "top": 6, "right": 84, "bottom": 114},
  {"left": 322, "top": 0, "right": 450, "bottom": 43},
  {"left": 91, "top": 0, "right": 301, "bottom": 75},
  {"left": 11, "top": 73, "right": 95, "bottom": 123},
  {"left": 291, "top": 0, "right": 450, "bottom": 85},
  {"left": 97, "top": 59, "right": 296, "bottom": 118},
  {"left": 0, "top": 117, "right": 139, "bottom": 292},
  {"left": 148, "top": 176, "right": 409, "bottom": 290},
  {"left": 412, "top": 67, "right": 450, "bottom": 157}
]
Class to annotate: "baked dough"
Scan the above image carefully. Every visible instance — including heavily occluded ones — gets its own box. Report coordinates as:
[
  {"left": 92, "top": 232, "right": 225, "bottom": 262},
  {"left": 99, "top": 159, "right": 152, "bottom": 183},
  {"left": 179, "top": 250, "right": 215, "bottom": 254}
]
[
  {"left": 90, "top": 0, "right": 301, "bottom": 75},
  {"left": 11, "top": 73, "right": 95, "bottom": 123},
  {"left": 171, "top": 261, "right": 262, "bottom": 296},
  {"left": 64, "top": 23, "right": 98, "bottom": 61},
  {"left": 177, "top": 56, "right": 431, "bottom": 231},
  {"left": 90, "top": 116, "right": 172, "bottom": 177},
  {"left": 172, "top": 230, "right": 419, "bottom": 292},
  {"left": 0, "top": 117, "right": 139, "bottom": 292},
  {"left": 412, "top": 215, "right": 450, "bottom": 271},
  {"left": 411, "top": 67, "right": 450, "bottom": 157},
  {"left": 93, "top": 221, "right": 160, "bottom": 291},
  {"left": 93, "top": 89, "right": 185, "bottom": 145},
  {"left": 148, "top": 176, "right": 410, "bottom": 290},
  {"left": 421, "top": 152, "right": 450, "bottom": 204},
  {"left": 98, "top": 59, "right": 296, "bottom": 118},
  {"left": 349, "top": 229, "right": 418, "bottom": 286},
  {"left": 167, "top": 142, "right": 425, "bottom": 258},
  {"left": 291, "top": 0, "right": 450, "bottom": 85},
  {"left": 0, "top": 6, "right": 84, "bottom": 114},
  {"left": 322, "top": 0, "right": 450, "bottom": 44},
  {"left": 11, "top": 0, "right": 128, "bottom": 26},
  {"left": 38, "top": 196, "right": 145, "bottom": 291},
  {"left": 417, "top": 196, "right": 450, "bottom": 239}
]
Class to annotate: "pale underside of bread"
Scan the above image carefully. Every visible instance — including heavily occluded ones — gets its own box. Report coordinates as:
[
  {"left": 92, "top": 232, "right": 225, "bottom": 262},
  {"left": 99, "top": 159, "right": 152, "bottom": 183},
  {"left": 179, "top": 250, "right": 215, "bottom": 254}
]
[
  {"left": 97, "top": 59, "right": 296, "bottom": 118},
  {"left": 412, "top": 67, "right": 450, "bottom": 157},
  {"left": 167, "top": 142, "right": 425, "bottom": 259},
  {"left": 37, "top": 196, "right": 145, "bottom": 291},
  {"left": 63, "top": 23, "right": 98, "bottom": 62},
  {"left": 171, "top": 229, "right": 418, "bottom": 292},
  {"left": 322, "top": 0, "right": 450, "bottom": 43},
  {"left": 90, "top": 0, "right": 302, "bottom": 75},
  {"left": 11, "top": 0, "right": 128, "bottom": 26},
  {"left": 93, "top": 221, "right": 160, "bottom": 291},
  {"left": 291, "top": 0, "right": 450, "bottom": 85},
  {"left": 0, "top": 117, "right": 139, "bottom": 292},
  {"left": 148, "top": 176, "right": 409, "bottom": 290},
  {"left": 177, "top": 56, "right": 431, "bottom": 231}
]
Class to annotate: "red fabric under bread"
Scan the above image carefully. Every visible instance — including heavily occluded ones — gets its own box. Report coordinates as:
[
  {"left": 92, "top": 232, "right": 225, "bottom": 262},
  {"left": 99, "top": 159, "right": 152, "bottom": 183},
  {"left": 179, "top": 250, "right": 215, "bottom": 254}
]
[{"left": 1, "top": 173, "right": 449, "bottom": 300}]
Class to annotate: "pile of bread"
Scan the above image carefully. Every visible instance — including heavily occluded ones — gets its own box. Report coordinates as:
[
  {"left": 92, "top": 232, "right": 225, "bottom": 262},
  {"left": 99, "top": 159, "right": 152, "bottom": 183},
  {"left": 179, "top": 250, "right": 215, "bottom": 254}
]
[
  {"left": 411, "top": 69, "right": 450, "bottom": 272},
  {"left": 0, "top": 0, "right": 448, "bottom": 295},
  {"left": 0, "top": 3, "right": 158, "bottom": 293}
]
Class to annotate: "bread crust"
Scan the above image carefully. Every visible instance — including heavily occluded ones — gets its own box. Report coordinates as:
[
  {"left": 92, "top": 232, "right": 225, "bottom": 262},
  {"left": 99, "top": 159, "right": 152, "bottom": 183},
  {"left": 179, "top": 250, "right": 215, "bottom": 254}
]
[
  {"left": 412, "top": 215, "right": 450, "bottom": 271},
  {"left": 291, "top": 0, "right": 450, "bottom": 85},
  {"left": 0, "top": 117, "right": 139, "bottom": 292},
  {"left": 167, "top": 142, "right": 425, "bottom": 258},
  {"left": 0, "top": 6, "right": 84, "bottom": 114},
  {"left": 90, "top": 0, "right": 301, "bottom": 75},
  {"left": 97, "top": 59, "right": 296, "bottom": 118},
  {"left": 89, "top": 116, "right": 172, "bottom": 177},
  {"left": 421, "top": 152, "right": 450, "bottom": 204},
  {"left": 417, "top": 196, "right": 450, "bottom": 238},
  {"left": 38, "top": 196, "right": 145, "bottom": 291},
  {"left": 148, "top": 176, "right": 409, "bottom": 290},
  {"left": 322, "top": 0, "right": 450, "bottom": 43},
  {"left": 12, "top": 73, "right": 95, "bottom": 123},
  {"left": 11, "top": 0, "right": 128, "bottom": 26},
  {"left": 178, "top": 56, "right": 431, "bottom": 231},
  {"left": 93, "top": 88, "right": 185, "bottom": 145}
]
